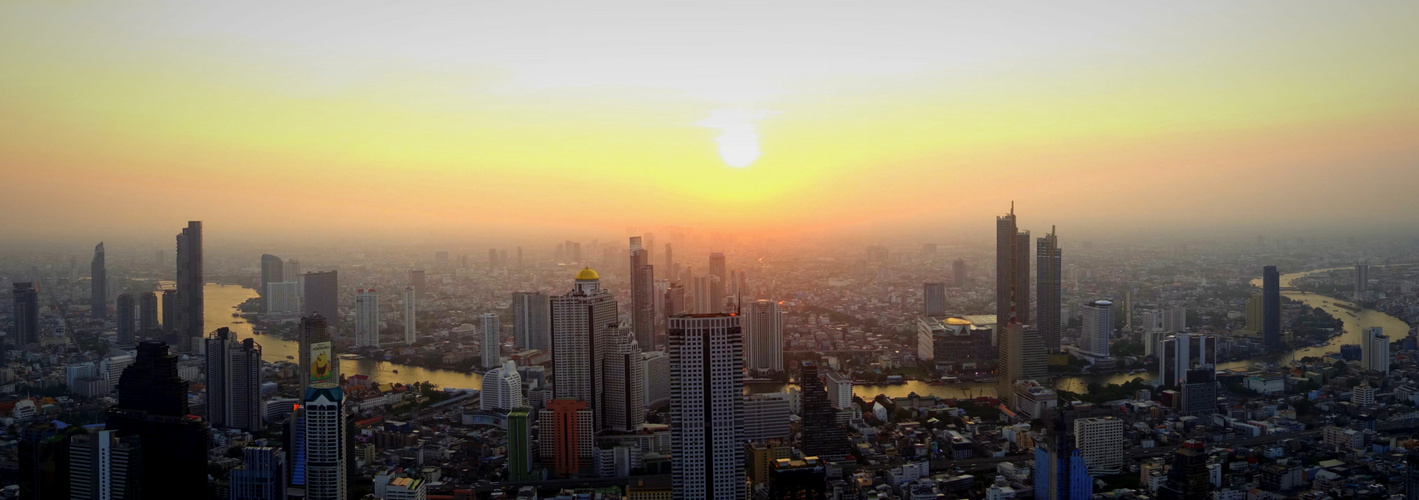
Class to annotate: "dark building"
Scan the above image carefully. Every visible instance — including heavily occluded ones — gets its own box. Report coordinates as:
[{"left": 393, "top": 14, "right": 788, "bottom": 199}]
[
  {"left": 996, "top": 204, "right": 1030, "bottom": 325},
  {"left": 302, "top": 271, "right": 339, "bottom": 329},
  {"left": 767, "top": 457, "right": 827, "bottom": 500},
  {"left": 923, "top": 282, "right": 946, "bottom": 317},
  {"left": 952, "top": 258, "right": 967, "bottom": 287},
  {"left": 260, "top": 254, "right": 284, "bottom": 300},
  {"left": 116, "top": 293, "right": 136, "bottom": 345},
  {"left": 138, "top": 292, "right": 159, "bottom": 336},
  {"left": 106, "top": 341, "right": 209, "bottom": 499},
  {"left": 799, "top": 361, "right": 850, "bottom": 461},
  {"left": 91, "top": 242, "right": 107, "bottom": 319},
  {"left": 299, "top": 314, "right": 333, "bottom": 395},
  {"left": 408, "top": 269, "right": 426, "bottom": 300},
  {"left": 159, "top": 290, "right": 176, "bottom": 333},
  {"left": 175, "top": 222, "right": 203, "bottom": 352},
  {"left": 13, "top": 282, "right": 40, "bottom": 346},
  {"left": 1158, "top": 440, "right": 1211, "bottom": 500},
  {"left": 18, "top": 421, "right": 85, "bottom": 500},
  {"left": 1405, "top": 451, "right": 1419, "bottom": 500},
  {"left": 1037, "top": 227, "right": 1062, "bottom": 352},
  {"left": 1180, "top": 369, "right": 1219, "bottom": 417},
  {"left": 630, "top": 237, "right": 655, "bottom": 349},
  {"left": 1033, "top": 408, "right": 1094, "bottom": 500},
  {"left": 1263, "top": 265, "right": 1281, "bottom": 348},
  {"left": 205, "top": 328, "right": 263, "bottom": 432},
  {"left": 1340, "top": 344, "right": 1362, "bottom": 361}
]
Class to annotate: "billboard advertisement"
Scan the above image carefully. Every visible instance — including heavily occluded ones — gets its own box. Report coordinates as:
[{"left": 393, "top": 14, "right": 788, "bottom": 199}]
[{"left": 310, "top": 341, "right": 335, "bottom": 386}]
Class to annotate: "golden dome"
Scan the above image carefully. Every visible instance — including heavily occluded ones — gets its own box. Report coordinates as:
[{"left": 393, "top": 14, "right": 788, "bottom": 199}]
[
  {"left": 945, "top": 317, "right": 973, "bottom": 326},
  {"left": 575, "top": 267, "right": 600, "bottom": 280}
]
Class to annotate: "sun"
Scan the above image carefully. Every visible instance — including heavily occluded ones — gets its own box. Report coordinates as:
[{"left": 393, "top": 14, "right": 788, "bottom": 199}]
[{"left": 699, "top": 109, "right": 774, "bottom": 168}]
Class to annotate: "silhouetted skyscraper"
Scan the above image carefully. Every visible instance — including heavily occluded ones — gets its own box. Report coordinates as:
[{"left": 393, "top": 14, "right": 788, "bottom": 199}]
[
  {"left": 175, "top": 221, "right": 203, "bottom": 352},
  {"left": 160, "top": 290, "right": 176, "bottom": 334},
  {"left": 708, "top": 252, "right": 726, "bottom": 311},
  {"left": 116, "top": 293, "right": 136, "bottom": 345},
  {"left": 630, "top": 237, "right": 656, "bottom": 349},
  {"left": 205, "top": 327, "right": 263, "bottom": 432},
  {"left": 13, "top": 282, "right": 39, "bottom": 346},
  {"left": 1262, "top": 266, "right": 1281, "bottom": 348},
  {"left": 407, "top": 269, "right": 425, "bottom": 300},
  {"left": 551, "top": 268, "right": 618, "bottom": 431},
  {"left": 799, "top": 361, "right": 850, "bottom": 461},
  {"left": 996, "top": 204, "right": 1030, "bottom": 325},
  {"left": 91, "top": 242, "right": 106, "bottom": 319},
  {"left": 229, "top": 446, "right": 286, "bottom": 500},
  {"left": 669, "top": 314, "right": 745, "bottom": 500},
  {"left": 302, "top": 271, "right": 338, "bottom": 328},
  {"left": 106, "top": 340, "right": 209, "bottom": 499},
  {"left": 1037, "top": 227, "right": 1062, "bottom": 352},
  {"left": 139, "top": 291, "right": 159, "bottom": 335}
]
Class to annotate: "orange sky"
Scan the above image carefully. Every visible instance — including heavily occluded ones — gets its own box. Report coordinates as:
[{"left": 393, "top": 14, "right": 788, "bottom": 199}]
[{"left": 2, "top": 1, "right": 1417, "bottom": 246}]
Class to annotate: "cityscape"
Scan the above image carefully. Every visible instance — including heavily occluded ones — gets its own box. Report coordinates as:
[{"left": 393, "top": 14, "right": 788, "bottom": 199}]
[{"left": 3, "top": 2, "right": 1419, "bottom": 500}]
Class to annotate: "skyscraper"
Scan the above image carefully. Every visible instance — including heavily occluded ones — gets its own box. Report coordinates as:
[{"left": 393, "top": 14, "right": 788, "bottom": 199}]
[
  {"left": 551, "top": 268, "right": 618, "bottom": 431},
  {"left": 541, "top": 399, "right": 592, "bottom": 477},
  {"left": 402, "top": 287, "right": 417, "bottom": 345},
  {"left": 1034, "top": 411, "right": 1092, "bottom": 500},
  {"left": 664, "top": 243, "right": 673, "bottom": 278},
  {"left": 629, "top": 237, "right": 656, "bottom": 350},
  {"left": 299, "top": 314, "right": 335, "bottom": 396},
  {"left": 479, "top": 360, "right": 523, "bottom": 411},
  {"left": 1037, "top": 227, "right": 1062, "bottom": 352},
  {"left": 229, "top": 446, "right": 287, "bottom": 500},
  {"left": 507, "top": 408, "right": 534, "bottom": 481},
  {"left": 106, "top": 341, "right": 210, "bottom": 499},
  {"left": 1074, "top": 416, "right": 1124, "bottom": 476},
  {"left": 692, "top": 275, "right": 720, "bottom": 314},
  {"left": 1162, "top": 307, "right": 1186, "bottom": 333},
  {"left": 160, "top": 289, "right": 176, "bottom": 334},
  {"left": 90, "top": 242, "right": 106, "bottom": 319},
  {"left": 1080, "top": 300, "right": 1114, "bottom": 356},
  {"left": 604, "top": 322, "right": 645, "bottom": 432},
  {"left": 952, "top": 258, "right": 968, "bottom": 287},
  {"left": 923, "top": 282, "right": 946, "bottom": 317},
  {"left": 1363, "top": 326, "right": 1390, "bottom": 375},
  {"left": 205, "top": 327, "right": 263, "bottom": 432},
  {"left": 303, "top": 386, "right": 347, "bottom": 500},
  {"left": 139, "top": 291, "right": 159, "bottom": 335},
  {"left": 116, "top": 293, "right": 136, "bottom": 345},
  {"left": 68, "top": 429, "right": 141, "bottom": 500},
  {"left": 355, "top": 289, "right": 379, "bottom": 347},
  {"left": 260, "top": 254, "right": 284, "bottom": 302},
  {"left": 1355, "top": 262, "right": 1370, "bottom": 301},
  {"left": 1158, "top": 441, "right": 1211, "bottom": 500},
  {"left": 1159, "top": 333, "right": 1217, "bottom": 388},
  {"left": 12, "top": 282, "right": 39, "bottom": 346},
  {"left": 1262, "top": 266, "right": 1281, "bottom": 348},
  {"left": 743, "top": 299, "right": 784, "bottom": 373},
  {"left": 175, "top": 222, "right": 204, "bottom": 352},
  {"left": 997, "top": 324, "right": 1046, "bottom": 409},
  {"left": 512, "top": 291, "right": 551, "bottom": 351},
  {"left": 669, "top": 314, "right": 745, "bottom": 500},
  {"left": 481, "top": 312, "right": 501, "bottom": 368},
  {"left": 799, "top": 361, "right": 850, "bottom": 461},
  {"left": 996, "top": 205, "right": 1030, "bottom": 327},
  {"left": 408, "top": 269, "right": 425, "bottom": 300},
  {"left": 708, "top": 252, "right": 726, "bottom": 312},
  {"left": 302, "top": 271, "right": 339, "bottom": 328}
]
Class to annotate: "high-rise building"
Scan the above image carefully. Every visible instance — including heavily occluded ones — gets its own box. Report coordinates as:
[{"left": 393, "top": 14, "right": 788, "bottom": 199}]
[
  {"left": 630, "top": 237, "right": 656, "bottom": 350},
  {"left": 923, "top": 282, "right": 946, "bottom": 317},
  {"left": 799, "top": 361, "right": 850, "bottom": 461},
  {"left": 1037, "top": 228, "right": 1062, "bottom": 352},
  {"left": 540, "top": 398, "right": 592, "bottom": 477},
  {"left": 175, "top": 221, "right": 203, "bottom": 352},
  {"left": 402, "top": 287, "right": 416, "bottom": 345},
  {"left": 106, "top": 341, "right": 210, "bottom": 499},
  {"left": 355, "top": 289, "right": 379, "bottom": 347},
  {"left": 507, "top": 408, "right": 534, "bottom": 481},
  {"left": 743, "top": 299, "right": 784, "bottom": 373},
  {"left": 1179, "top": 369, "right": 1218, "bottom": 417},
  {"left": 1262, "top": 266, "right": 1281, "bottom": 348},
  {"left": 68, "top": 429, "right": 141, "bottom": 500},
  {"left": 551, "top": 268, "right": 618, "bottom": 431},
  {"left": 604, "top": 321, "right": 645, "bottom": 432},
  {"left": 1355, "top": 262, "right": 1370, "bottom": 301},
  {"left": 1034, "top": 413, "right": 1092, "bottom": 500},
  {"left": 303, "top": 386, "right": 347, "bottom": 500},
  {"left": 1159, "top": 333, "right": 1217, "bottom": 388},
  {"left": 664, "top": 243, "right": 674, "bottom": 279},
  {"left": 116, "top": 293, "right": 136, "bottom": 345},
  {"left": 1162, "top": 307, "right": 1186, "bottom": 333},
  {"left": 160, "top": 289, "right": 176, "bottom": 334},
  {"left": 139, "top": 291, "right": 159, "bottom": 335},
  {"left": 997, "top": 324, "right": 1046, "bottom": 409},
  {"left": 1363, "top": 326, "right": 1390, "bottom": 375},
  {"left": 302, "top": 271, "right": 339, "bottom": 328},
  {"left": 1407, "top": 452, "right": 1419, "bottom": 500},
  {"left": 642, "top": 350, "right": 671, "bottom": 407},
  {"left": 480, "top": 360, "right": 524, "bottom": 411},
  {"left": 260, "top": 254, "right": 284, "bottom": 302},
  {"left": 692, "top": 275, "right": 721, "bottom": 314},
  {"left": 91, "top": 242, "right": 107, "bottom": 319},
  {"left": 825, "top": 370, "right": 853, "bottom": 410},
  {"left": 205, "top": 327, "right": 263, "bottom": 432},
  {"left": 1157, "top": 441, "right": 1210, "bottom": 500},
  {"left": 1244, "top": 292, "right": 1264, "bottom": 335},
  {"left": 1080, "top": 300, "right": 1113, "bottom": 356},
  {"left": 265, "top": 281, "right": 300, "bottom": 314},
  {"left": 229, "top": 446, "right": 287, "bottom": 500},
  {"left": 996, "top": 205, "right": 1031, "bottom": 325},
  {"left": 669, "top": 314, "right": 745, "bottom": 500},
  {"left": 952, "top": 258, "right": 968, "bottom": 287},
  {"left": 664, "top": 282, "right": 687, "bottom": 320},
  {"left": 299, "top": 314, "right": 336, "bottom": 395},
  {"left": 12, "top": 282, "right": 39, "bottom": 346},
  {"left": 743, "top": 392, "right": 791, "bottom": 442},
  {"left": 481, "top": 312, "right": 501, "bottom": 368},
  {"left": 513, "top": 291, "right": 551, "bottom": 351},
  {"left": 408, "top": 269, "right": 426, "bottom": 300},
  {"left": 1073, "top": 417, "right": 1124, "bottom": 476}
]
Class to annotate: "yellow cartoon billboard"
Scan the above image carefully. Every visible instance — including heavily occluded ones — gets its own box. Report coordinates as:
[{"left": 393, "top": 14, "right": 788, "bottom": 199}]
[{"left": 310, "top": 341, "right": 335, "bottom": 386}]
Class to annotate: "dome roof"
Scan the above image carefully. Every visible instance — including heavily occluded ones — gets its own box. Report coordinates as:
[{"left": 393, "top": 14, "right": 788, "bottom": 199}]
[{"left": 575, "top": 267, "right": 600, "bottom": 281}]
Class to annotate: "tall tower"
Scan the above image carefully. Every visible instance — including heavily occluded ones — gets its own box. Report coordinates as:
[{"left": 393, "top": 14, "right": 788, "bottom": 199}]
[
  {"left": 106, "top": 341, "right": 210, "bottom": 498},
  {"left": 669, "top": 314, "right": 745, "bottom": 500},
  {"left": 407, "top": 269, "right": 426, "bottom": 300},
  {"left": 923, "top": 282, "right": 946, "bottom": 317},
  {"left": 996, "top": 204, "right": 1030, "bottom": 326},
  {"left": 708, "top": 253, "right": 727, "bottom": 312},
  {"left": 952, "top": 258, "right": 968, "bottom": 287},
  {"left": 116, "top": 293, "right": 136, "bottom": 345},
  {"left": 1034, "top": 411, "right": 1092, "bottom": 500},
  {"left": 299, "top": 314, "right": 335, "bottom": 396},
  {"left": 139, "top": 291, "right": 159, "bottom": 335},
  {"left": 13, "top": 283, "right": 39, "bottom": 346},
  {"left": 260, "top": 254, "right": 284, "bottom": 302},
  {"left": 743, "top": 299, "right": 784, "bottom": 373},
  {"left": 91, "top": 242, "right": 107, "bottom": 319},
  {"left": 481, "top": 312, "right": 501, "bottom": 369},
  {"left": 799, "top": 361, "right": 850, "bottom": 461},
  {"left": 303, "top": 386, "right": 347, "bottom": 500},
  {"left": 355, "top": 289, "right": 379, "bottom": 347},
  {"left": 629, "top": 237, "right": 656, "bottom": 350},
  {"left": 68, "top": 430, "right": 141, "bottom": 500},
  {"left": 997, "top": 324, "right": 1047, "bottom": 409},
  {"left": 1081, "top": 300, "right": 1114, "bottom": 356},
  {"left": 551, "top": 268, "right": 618, "bottom": 431},
  {"left": 1158, "top": 441, "right": 1211, "bottom": 499},
  {"left": 1262, "top": 266, "right": 1281, "bottom": 348},
  {"left": 507, "top": 408, "right": 534, "bottom": 481},
  {"left": 1037, "top": 227, "right": 1062, "bottom": 352},
  {"left": 302, "top": 271, "right": 339, "bottom": 329},
  {"left": 1363, "top": 326, "right": 1390, "bottom": 375},
  {"left": 175, "top": 221, "right": 204, "bottom": 352},
  {"left": 1355, "top": 262, "right": 1370, "bottom": 301},
  {"left": 603, "top": 321, "right": 645, "bottom": 432},
  {"left": 205, "top": 327, "right": 263, "bottom": 432},
  {"left": 512, "top": 291, "right": 551, "bottom": 351},
  {"left": 403, "top": 287, "right": 417, "bottom": 345}
]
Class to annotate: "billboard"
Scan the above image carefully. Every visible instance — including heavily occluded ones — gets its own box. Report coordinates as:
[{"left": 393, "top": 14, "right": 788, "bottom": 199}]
[{"left": 310, "top": 341, "right": 335, "bottom": 386}]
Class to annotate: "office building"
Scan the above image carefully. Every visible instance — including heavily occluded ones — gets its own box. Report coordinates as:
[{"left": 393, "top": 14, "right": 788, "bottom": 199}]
[
  {"left": 304, "top": 386, "right": 347, "bottom": 500},
  {"left": 923, "top": 282, "right": 946, "bottom": 317},
  {"left": 230, "top": 446, "right": 287, "bottom": 500},
  {"left": 997, "top": 324, "right": 1046, "bottom": 409},
  {"left": 952, "top": 258, "right": 968, "bottom": 287},
  {"left": 1073, "top": 417, "right": 1124, "bottom": 476},
  {"left": 481, "top": 312, "right": 501, "bottom": 369},
  {"left": 1034, "top": 418, "right": 1093, "bottom": 500},
  {"left": 355, "top": 289, "right": 379, "bottom": 347},
  {"left": 692, "top": 275, "right": 720, "bottom": 314},
  {"left": 105, "top": 341, "right": 210, "bottom": 499},
  {"left": 1262, "top": 266, "right": 1281, "bottom": 348},
  {"left": 630, "top": 237, "right": 656, "bottom": 350},
  {"left": 513, "top": 291, "right": 551, "bottom": 351},
  {"left": 1080, "top": 300, "right": 1113, "bottom": 356},
  {"left": 1158, "top": 441, "right": 1210, "bottom": 500},
  {"left": 507, "top": 408, "right": 534, "bottom": 481},
  {"left": 1162, "top": 307, "right": 1186, "bottom": 333},
  {"left": 825, "top": 369, "right": 853, "bottom": 410},
  {"left": 260, "top": 254, "right": 284, "bottom": 303},
  {"left": 161, "top": 290, "right": 176, "bottom": 334},
  {"left": 408, "top": 269, "right": 425, "bottom": 300},
  {"left": 743, "top": 299, "right": 784, "bottom": 373},
  {"left": 302, "top": 271, "right": 339, "bottom": 328},
  {"left": 541, "top": 398, "right": 593, "bottom": 477},
  {"left": 1037, "top": 228, "right": 1062, "bottom": 352},
  {"left": 743, "top": 392, "right": 791, "bottom": 442},
  {"left": 265, "top": 281, "right": 300, "bottom": 314},
  {"left": 551, "top": 268, "right": 618, "bottom": 431},
  {"left": 116, "top": 293, "right": 136, "bottom": 345},
  {"left": 175, "top": 221, "right": 203, "bottom": 352},
  {"left": 13, "top": 282, "right": 39, "bottom": 346},
  {"left": 91, "top": 242, "right": 107, "bottom": 319},
  {"left": 402, "top": 287, "right": 416, "bottom": 345},
  {"left": 299, "top": 314, "right": 335, "bottom": 395},
  {"left": 206, "top": 327, "right": 264, "bottom": 432},
  {"left": 916, "top": 315, "right": 996, "bottom": 373},
  {"left": 604, "top": 323, "right": 645, "bottom": 432},
  {"left": 480, "top": 360, "right": 524, "bottom": 411},
  {"left": 1363, "top": 326, "right": 1390, "bottom": 375},
  {"left": 138, "top": 291, "right": 159, "bottom": 336},
  {"left": 669, "top": 314, "right": 745, "bottom": 500},
  {"left": 1180, "top": 369, "right": 1218, "bottom": 417},
  {"left": 996, "top": 205, "right": 1031, "bottom": 325},
  {"left": 642, "top": 351, "right": 671, "bottom": 407},
  {"left": 68, "top": 429, "right": 141, "bottom": 500},
  {"left": 1244, "top": 293, "right": 1264, "bottom": 335},
  {"left": 708, "top": 252, "right": 726, "bottom": 307},
  {"left": 799, "top": 361, "right": 850, "bottom": 461},
  {"left": 1159, "top": 333, "right": 1217, "bottom": 388},
  {"left": 1356, "top": 262, "right": 1370, "bottom": 301}
]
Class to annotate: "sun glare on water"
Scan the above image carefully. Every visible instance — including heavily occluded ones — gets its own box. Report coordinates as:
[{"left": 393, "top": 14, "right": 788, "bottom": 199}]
[{"left": 699, "top": 109, "right": 774, "bottom": 168}]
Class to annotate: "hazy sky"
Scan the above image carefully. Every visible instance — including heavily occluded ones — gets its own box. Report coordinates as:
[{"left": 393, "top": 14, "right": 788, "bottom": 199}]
[{"left": 2, "top": 1, "right": 1417, "bottom": 246}]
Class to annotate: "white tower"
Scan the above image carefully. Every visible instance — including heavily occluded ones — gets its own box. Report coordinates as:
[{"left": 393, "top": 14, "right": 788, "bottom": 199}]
[
  {"left": 669, "top": 314, "right": 745, "bottom": 500},
  {"left": 551, "top": 268, "right": 618, "bottom": 431},
  {"left": 355, "top": 289, "right": 379, "bottom": 347},
  {"left": 481, "top": 312, "right": 501, "bottom": 369}
]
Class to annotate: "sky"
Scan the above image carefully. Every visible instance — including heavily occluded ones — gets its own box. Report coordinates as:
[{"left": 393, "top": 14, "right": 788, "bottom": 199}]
[{"left": 2, "top": 1, "right": 1417, "bottom": 248}]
